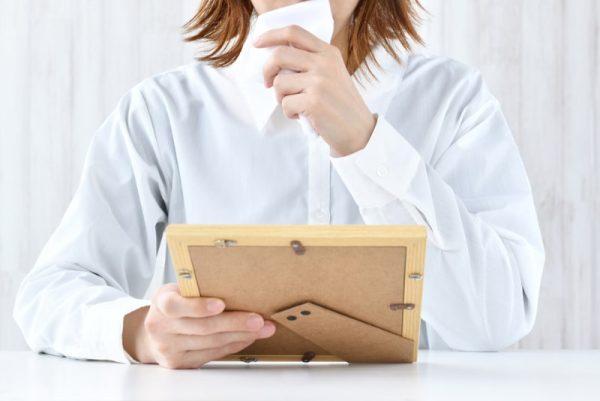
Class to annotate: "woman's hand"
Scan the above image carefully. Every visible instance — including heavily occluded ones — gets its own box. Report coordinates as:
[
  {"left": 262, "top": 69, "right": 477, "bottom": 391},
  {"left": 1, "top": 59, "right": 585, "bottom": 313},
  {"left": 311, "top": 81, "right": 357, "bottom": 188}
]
[
  {"left": 253, "top": 25, "right": 377, "bottom": 157},
  {"left": 123, "top": 283, "right": 276, "bottom": 369}
]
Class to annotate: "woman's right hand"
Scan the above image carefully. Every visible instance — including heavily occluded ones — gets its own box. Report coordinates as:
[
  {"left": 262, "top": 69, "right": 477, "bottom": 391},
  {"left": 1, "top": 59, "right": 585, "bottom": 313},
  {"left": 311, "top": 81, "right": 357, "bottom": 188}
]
[{"left": 123, "top": 283, "right": 276, "bottom": 369}]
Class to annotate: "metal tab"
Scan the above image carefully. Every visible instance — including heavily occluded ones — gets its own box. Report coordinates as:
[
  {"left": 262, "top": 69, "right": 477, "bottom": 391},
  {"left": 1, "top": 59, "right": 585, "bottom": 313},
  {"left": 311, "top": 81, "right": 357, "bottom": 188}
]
[
  {"left": 389, "top": 303, "right": 415, "bottom": 311},
  {"left": 178, "top": 270, "right": 193, "bottom": 280},
  {"left": 290, "top": 240, "right": 305, "bottom": 255},
  {"left": 214, "top": 239, "right": 238, "bottom": 248}
]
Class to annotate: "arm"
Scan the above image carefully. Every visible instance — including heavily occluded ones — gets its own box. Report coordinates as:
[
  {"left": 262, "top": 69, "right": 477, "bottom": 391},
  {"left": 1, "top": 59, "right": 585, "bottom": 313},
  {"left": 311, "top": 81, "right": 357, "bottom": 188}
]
[
  {"left": 330, "top": 70, "right": 545, "bottom": 351},
  {"left": 13, "top": 82, "right": 277, "bottom": 367},
  {"left": 13, "top": 85, "right": 168, "bottom": 362}
]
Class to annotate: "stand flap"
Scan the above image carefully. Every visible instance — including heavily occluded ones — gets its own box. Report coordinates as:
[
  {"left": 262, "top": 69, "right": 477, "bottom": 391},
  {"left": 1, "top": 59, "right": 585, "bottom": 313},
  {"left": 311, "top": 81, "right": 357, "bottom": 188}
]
[{"left": 271, "top": 302, "right": 414, "bottom": 363}]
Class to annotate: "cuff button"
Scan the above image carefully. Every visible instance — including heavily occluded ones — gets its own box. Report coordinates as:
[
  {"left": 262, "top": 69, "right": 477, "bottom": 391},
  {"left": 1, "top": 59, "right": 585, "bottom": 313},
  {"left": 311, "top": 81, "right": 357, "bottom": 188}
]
[{"left": 376, "top": 164, "right": 389, "bottom": 177}]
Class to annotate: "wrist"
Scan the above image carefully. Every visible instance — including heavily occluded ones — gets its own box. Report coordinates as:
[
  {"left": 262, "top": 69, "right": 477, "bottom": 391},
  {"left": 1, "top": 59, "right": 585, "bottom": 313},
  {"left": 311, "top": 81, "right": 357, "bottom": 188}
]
[
  {"left": 331, "top": 112, "right": 377, "bottom": 157},
  {"left": 123, "top": 306, "right": 154, "bottom": 363}
]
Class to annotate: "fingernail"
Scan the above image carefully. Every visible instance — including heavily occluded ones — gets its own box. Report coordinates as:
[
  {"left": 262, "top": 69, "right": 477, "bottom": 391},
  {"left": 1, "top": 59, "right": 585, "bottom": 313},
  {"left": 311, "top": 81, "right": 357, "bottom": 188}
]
[
  {"left": 252, "top": 36, "right": 260, "bottom": 46},
  {"left": 246, "top": 315, "right": 264, "bottom": 329},
  {"left": 207, "top": 299, "right": 224, "bottom": 312},
  {"left": 258, "top": 323, "right": 276, "bottom": 338}
]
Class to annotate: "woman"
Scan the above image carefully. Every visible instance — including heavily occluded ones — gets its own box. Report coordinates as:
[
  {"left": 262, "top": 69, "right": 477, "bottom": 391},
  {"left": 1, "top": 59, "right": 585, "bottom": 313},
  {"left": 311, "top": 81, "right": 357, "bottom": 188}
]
[{"left": 14, "top": 0, "right": 545, "bottom": 369}]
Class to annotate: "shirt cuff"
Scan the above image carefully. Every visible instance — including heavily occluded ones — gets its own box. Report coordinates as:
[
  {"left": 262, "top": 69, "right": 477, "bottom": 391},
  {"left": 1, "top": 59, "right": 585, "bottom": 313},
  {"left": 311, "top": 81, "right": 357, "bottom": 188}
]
[
  {"left": 330, "top": 114, "right": 423, "bottom": 208},
  {"left": 83, "top": 296, "right": 151, "bottom": 364}
]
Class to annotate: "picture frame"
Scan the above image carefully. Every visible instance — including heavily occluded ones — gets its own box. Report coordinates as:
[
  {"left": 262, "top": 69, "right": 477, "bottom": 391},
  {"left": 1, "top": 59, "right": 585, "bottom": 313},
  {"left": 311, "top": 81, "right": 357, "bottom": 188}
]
[{"left": 166, "top": 224, "right": 427, "bottom": 364}]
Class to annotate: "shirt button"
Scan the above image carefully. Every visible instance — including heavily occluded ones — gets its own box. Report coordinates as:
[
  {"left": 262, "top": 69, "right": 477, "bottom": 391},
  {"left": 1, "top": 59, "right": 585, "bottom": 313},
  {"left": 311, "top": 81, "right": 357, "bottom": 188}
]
[
  {"left": 376, "top": 164, "right": 389, "bottom": 177},
  {"left": 313, "top": 209, "right": 328, "bottom": 222}
]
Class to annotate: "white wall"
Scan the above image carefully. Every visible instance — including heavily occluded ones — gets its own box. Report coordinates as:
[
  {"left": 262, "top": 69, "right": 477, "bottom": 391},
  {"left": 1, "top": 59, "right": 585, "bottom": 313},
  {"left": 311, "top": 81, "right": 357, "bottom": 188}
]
[{"left": 0, "top": 0, "right": 598, "bottom": 350}]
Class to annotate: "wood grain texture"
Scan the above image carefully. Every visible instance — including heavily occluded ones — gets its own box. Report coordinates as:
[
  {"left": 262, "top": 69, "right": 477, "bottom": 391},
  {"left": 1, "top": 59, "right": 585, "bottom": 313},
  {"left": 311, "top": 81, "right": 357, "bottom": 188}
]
[{"left": 0, "top": 0, "right": 597, "bottom": 350}]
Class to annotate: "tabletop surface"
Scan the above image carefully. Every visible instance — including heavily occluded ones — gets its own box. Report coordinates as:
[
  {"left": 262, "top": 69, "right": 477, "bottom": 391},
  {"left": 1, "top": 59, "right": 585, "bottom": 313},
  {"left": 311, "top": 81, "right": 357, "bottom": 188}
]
[{"left": 0, "top": 350, "right": 599, "bottom": 401}]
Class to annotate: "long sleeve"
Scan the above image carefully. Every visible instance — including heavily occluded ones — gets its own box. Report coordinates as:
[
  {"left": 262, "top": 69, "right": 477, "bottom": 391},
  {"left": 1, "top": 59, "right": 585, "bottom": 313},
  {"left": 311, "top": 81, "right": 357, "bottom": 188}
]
[
  {"left": 13, "top": 85, "right": 169, "bottom": 363},
  {"left": 330, "top": 69, "right": 545, "bottom": 351}
]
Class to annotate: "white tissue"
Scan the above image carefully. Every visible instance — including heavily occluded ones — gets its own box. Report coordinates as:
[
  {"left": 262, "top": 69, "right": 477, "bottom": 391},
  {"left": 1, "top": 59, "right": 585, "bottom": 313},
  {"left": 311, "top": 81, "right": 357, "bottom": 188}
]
[
  {"left": 248, "top": 0, "right": 334, "bottom": 84},
  {"left": 241, "top": 0, "right": 334, "bottom": 137}
]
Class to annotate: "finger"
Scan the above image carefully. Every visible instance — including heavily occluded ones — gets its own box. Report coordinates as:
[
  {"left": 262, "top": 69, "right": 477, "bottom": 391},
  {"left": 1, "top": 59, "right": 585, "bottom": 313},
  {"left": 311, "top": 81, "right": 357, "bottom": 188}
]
[
  {"left": 176, "top": 322, "right": 276, "bottom": 352},
  {"left": 155, "top": 288, "right": 225, "bottom": 318},
  {"left": 281, "top": 93, "right": 310, "bottom": 120},
  {"left": 174, "top": 311, "right": 269, "bottom": 336},
  {"left": 253, "top": 24, "right": 328, "bottom": 53},
  {"left": 273, "top": 72, "right": 313, "bottom": 102},
  {"left": 262, "top": 46, "right": 314, "bottom": 88}
]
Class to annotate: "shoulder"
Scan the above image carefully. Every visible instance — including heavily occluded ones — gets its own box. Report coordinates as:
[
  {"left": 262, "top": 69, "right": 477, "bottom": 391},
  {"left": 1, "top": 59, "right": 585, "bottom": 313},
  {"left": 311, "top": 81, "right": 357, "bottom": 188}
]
[
  {"left": 403, "top": 53, "right": 483, "bottom": 86},
  {"left": 104, "top": 63, "right": 207, "bottom": 114},
  {"left": 112, "top": 60, "right": 235, "bottom": 131},
  {"left": 399, "top": 52, "right": 501, "bottom": 127},
  {"left": 131, "top": 61, "right": 225, "bottom": 104},
  {"left": 96, "top": 62, "right": 220, "bottom": 145},
  {"left": 402, "top": 52, "right": 493, "bottom": 101}
]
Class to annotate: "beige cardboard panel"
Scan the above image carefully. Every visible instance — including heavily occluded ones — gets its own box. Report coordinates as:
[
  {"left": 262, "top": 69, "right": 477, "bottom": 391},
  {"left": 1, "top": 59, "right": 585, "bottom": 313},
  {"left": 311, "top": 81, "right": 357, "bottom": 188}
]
[{"left": 188, "top": 244, "right": 408, "bottom": 358}]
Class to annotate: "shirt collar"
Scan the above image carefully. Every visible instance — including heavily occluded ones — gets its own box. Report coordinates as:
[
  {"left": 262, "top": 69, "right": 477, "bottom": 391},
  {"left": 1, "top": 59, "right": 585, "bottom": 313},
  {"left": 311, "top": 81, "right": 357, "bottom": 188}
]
[{"left": 225, "top": 26, "right": 407, "bottom": 135}]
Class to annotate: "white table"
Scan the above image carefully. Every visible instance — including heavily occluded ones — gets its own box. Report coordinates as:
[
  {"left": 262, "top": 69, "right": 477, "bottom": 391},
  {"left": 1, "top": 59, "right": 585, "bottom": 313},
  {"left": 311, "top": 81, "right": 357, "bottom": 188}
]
[{"left": 0, "top": 350, "right": 598, "bottom": 401}]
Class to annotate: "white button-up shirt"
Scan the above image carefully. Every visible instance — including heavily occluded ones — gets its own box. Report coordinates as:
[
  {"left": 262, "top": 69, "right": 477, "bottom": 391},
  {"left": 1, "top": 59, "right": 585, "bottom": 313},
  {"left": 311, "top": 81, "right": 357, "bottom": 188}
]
[{"left": 13, "top": 35, "right": 545, "bottom": 363}]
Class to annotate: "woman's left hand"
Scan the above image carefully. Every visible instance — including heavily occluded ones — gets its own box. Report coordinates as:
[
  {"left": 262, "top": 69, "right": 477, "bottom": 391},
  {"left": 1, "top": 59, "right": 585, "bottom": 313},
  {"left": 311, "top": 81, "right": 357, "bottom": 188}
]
[{"left": 253, "top": 25, "right": 377, "bottom": 157}]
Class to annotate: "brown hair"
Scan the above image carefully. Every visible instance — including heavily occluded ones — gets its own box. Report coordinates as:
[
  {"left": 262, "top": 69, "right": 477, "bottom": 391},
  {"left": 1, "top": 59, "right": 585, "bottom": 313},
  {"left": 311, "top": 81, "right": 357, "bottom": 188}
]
[{"left": 183, "top": 0, "right": 425, "bottom": 80}]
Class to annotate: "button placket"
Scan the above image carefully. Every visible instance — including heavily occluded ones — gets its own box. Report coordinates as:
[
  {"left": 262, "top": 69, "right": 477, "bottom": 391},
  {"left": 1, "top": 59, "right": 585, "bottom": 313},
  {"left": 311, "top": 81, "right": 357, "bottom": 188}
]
[{"left": 307, "top": 134, "right": 331, "bottom": 224}]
